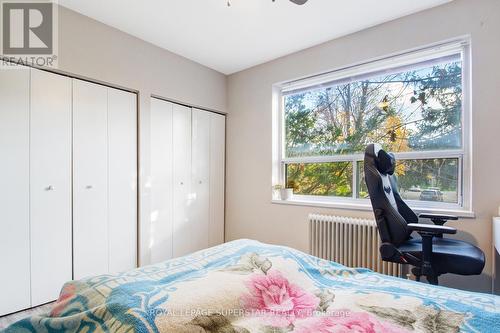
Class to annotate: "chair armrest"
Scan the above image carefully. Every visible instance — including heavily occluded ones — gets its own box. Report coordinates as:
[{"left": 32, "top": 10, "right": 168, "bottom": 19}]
[
  {"left": 407, "top": 223, "right": 457, "bottom": 235},
  {"left": 418, "top": 213, "right": 458, "bottom": 225},
  {"left": 408, "top": 223, "right": 456, "bottom": 280}
]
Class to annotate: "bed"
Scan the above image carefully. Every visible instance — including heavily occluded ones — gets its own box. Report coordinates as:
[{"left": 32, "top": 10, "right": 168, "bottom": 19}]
[{"left": 6, "top": 239, "right": 500, "bottom": 333}]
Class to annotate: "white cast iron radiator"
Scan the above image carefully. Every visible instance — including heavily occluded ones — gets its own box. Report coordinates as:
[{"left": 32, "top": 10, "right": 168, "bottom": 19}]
[{"left": 309, "top": 214, "right": 402, "bottom": 277}]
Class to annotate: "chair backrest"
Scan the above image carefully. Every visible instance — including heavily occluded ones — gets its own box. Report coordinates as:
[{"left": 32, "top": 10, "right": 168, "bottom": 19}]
[{"left": 364, "top": 144, "right": 418, "bottom": 246}]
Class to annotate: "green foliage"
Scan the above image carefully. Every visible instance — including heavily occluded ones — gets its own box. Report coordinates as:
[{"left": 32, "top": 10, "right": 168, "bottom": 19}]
[
  {"left": 396, "top": 158, "right": 458, "bottom": 192},
  {"left": 410, "top": 63, "right": 462, "bottom": 149},
  {"left": 286, "top": 162, "right": 352, "bottom": 197}
]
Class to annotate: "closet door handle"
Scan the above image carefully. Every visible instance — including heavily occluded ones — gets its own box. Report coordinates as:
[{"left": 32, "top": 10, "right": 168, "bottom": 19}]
[
  {"left": 180, "top": 182, "right": 184, "bottom": 185},
  {"left": 45, "top": 185, "right": 54, "bottom": 191},
  {"left": 85, "top": 185, "right": 93, "bottom": 190}
]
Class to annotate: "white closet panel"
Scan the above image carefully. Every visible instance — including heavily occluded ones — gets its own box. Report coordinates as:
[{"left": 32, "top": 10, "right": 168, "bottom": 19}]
[
  {"left": 209, "top": 113, "right": 226, "bottom": 246},
  {"left": 73, "top": 79, "right": 109, "bottom": 279},
  {"left": 0, "top": 66, "right": 31, "bottom": 315},
  {"left": 108, "top": 88, "right": 137, "bottom": 273},
  {"left": 30, "top": 69, "right": 73, "bottom": 306},
  {"left": 191, "top": 109, "right": 211, "bottom": 252},
  {"left": 150, "top": 98, "right": 174, "bottom": 263},
  {"left": 172, "top": 104, "right": 193, "bottom": 257}
]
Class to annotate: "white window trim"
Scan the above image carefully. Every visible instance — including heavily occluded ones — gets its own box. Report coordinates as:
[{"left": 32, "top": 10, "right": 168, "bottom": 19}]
[{"left": 272, "top": 38, "right": 473, "bottom": 216}]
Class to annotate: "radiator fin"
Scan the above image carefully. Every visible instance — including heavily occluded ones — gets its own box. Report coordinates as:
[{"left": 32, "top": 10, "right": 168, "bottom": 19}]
[{"left": 309, "top": 214, "right": 401, "bottom": 277}]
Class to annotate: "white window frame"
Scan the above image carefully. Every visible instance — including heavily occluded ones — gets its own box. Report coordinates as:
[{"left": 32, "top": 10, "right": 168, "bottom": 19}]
[{"left": 272, "top": 38, "right": 473, "bottom": 216}]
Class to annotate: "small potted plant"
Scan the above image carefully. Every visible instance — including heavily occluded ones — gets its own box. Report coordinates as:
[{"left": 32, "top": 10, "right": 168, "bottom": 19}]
[{"left": 272, "top": 184, "right": 284, "bottom": 200}]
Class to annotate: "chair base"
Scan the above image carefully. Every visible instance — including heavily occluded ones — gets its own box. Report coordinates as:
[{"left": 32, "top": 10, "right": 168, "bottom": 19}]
[{"left": 412, "top": 266, "right": 439, "bottom": 285}]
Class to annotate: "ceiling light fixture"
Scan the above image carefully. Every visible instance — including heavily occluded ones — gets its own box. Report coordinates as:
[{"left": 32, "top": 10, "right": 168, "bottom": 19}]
[
  {"left": 288, "top": 0, "right": 309, "bottom": 4},
  {"left": 227, "top": 0, "right": 309, "bottom": 7}
]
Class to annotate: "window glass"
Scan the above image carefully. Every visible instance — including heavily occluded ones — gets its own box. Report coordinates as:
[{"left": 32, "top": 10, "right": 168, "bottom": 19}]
[
  {"left": 284, "top": 58, "right": 462, "bottom": 158},
  {"left": 357, "top": 158, "right": 459, "bottom": 204},
  {"left": 286, "top": 162, "right": 353, "bottom": 197},
  {"left": 279, "top": 48, "right": 467, "bottom": 208}
]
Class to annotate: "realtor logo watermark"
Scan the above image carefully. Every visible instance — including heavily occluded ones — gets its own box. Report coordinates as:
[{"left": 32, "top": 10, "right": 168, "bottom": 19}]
[{"left": 1, "top": 0, "right": 58, "bottom": 67}]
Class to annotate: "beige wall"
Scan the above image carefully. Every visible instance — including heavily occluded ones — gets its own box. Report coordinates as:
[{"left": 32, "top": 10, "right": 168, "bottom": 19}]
[
  {"left": 226, "top": 0, "right": 500, "bottom": 292},
  {"left": 56, "top": 6, "right": 227, "bottom": 266}
]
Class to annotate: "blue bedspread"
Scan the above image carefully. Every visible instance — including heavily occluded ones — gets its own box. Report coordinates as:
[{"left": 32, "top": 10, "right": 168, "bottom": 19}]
[{"left": 6, "top": 239, "right": 500, "bottom": 332}]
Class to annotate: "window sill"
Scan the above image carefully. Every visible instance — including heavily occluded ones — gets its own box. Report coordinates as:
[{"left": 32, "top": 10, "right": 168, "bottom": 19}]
[{"left": 271, "top": 198, "right": 476, "bottom": 219}]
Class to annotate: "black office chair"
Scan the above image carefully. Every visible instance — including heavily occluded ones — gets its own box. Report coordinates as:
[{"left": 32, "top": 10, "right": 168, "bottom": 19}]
[{"left": 364, "top": 143, "right": 485, "bottom": 285}]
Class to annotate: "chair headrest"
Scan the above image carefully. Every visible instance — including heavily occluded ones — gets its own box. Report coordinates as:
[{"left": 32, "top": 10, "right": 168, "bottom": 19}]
[{"left": 368, "top": 144, "right": 396, "bottom": 176}]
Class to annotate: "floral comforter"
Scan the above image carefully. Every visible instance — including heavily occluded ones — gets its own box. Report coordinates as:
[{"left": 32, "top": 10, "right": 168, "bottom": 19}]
[{"left": 6, "top": 239, "right": 500, "bottom": 333}]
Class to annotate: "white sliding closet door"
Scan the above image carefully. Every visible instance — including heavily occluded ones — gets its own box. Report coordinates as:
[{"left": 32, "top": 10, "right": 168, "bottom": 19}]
[
  {"left": 148, "top": 99, "right": 225, "bottom": 261},
  {"left": 0, "top": 66, "right": 31, "bottom": 315},
  {"left": 172, "top": 104, "right": 193, "bottom": 257},
  {"left": 73, "top": 79, "right": 109, "bottom": 279},
  {"left": 191, "top": 109, "right": 211, "bottom": 252},
  {"left": 108, "top": 88, "right": 137, "bottom": 273},
  {"left": 209, "top": 113, "right": 226, "bottom": 246},
  {"left": 30, "top": 69, "right": 73, "bottom": 306},
  {"left": 150, "top": 98, "right": 174, "bottom": 263}
]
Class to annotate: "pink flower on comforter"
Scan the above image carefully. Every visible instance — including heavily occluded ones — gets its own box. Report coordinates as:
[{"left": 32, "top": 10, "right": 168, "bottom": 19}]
[
  {"left": 240, "top": 270, "right": 319, "bottom": 327},
  {"left": 292, "top": 312, "right": 409, "bottom": 333},
  {"left": 50, "top": 284, "right": 77, "bottom": 317}
]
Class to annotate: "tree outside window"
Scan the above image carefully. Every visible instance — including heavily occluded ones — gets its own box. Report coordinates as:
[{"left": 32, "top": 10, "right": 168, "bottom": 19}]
[{"left": 283, "top": 55, "right": 463, "bottom": 204}]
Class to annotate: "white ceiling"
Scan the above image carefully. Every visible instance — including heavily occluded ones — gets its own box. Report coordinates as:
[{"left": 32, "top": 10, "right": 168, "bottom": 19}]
[{"left": 59, "top": 0, "right": 451, "bottom": 75}]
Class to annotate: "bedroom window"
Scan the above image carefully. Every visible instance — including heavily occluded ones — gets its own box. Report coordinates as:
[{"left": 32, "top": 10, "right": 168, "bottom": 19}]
[{"left": 274, "top": 40, "right": 471, "bottom": 213}]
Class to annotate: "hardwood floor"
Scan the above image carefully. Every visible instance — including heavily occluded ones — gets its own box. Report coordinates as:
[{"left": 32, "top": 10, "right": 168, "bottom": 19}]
[{"left": 0, "top": 303, "right": 54, "bottom": 329}]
